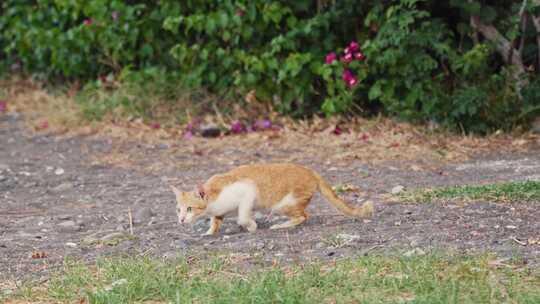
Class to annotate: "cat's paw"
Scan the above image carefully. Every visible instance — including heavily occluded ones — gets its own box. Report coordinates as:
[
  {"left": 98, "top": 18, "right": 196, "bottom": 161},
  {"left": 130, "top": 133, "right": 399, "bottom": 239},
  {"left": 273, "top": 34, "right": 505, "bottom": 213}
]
[{"left": 203, "top": 230, "right": 217, "bottom": 237}]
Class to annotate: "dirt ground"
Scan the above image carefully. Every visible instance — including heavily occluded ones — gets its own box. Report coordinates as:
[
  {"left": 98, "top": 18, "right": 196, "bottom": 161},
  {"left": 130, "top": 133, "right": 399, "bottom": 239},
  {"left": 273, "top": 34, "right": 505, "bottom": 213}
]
[{"left": 1, "top": 112, "right": 540, "bottom": 284}]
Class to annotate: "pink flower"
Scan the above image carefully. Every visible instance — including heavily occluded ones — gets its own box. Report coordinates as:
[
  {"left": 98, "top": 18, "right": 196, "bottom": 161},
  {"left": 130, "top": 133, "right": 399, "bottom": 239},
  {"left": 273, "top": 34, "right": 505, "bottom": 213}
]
[
  {"left": 354, "top": 52, "right": 366, "bottom": 61},
  {"left": 325, "top": 52, "right": 337, "bottom": 64},
  {"left": 342, "top": 69, "right": 354, "bottom": 82},
  {"left": 349, "top": 41, "right": 359, "bottom": 52},
  {"left": 347, "top": 77, "right": 358, "bottom": 87},
  {"left": 150, "top": 122, "right": 161, "bottom": 129},
  {"left": 344, "top": 47, "right": 352, "bottom": 55},
  {"left": 342, "top": 69, "right": 358, "bottom": 88},
  {"left": 0, "top": 100, "right": 7, "bottom": 113},
  {"left": 183, "top": 130, "right": 193, "bottom": 140},
  {"left": 83, "top": 19, "right": 93, "bottom": 26},
  {"left": 253, "top": 119, "right": 272, "bottom": 131},
  {"left": 341, "top": 53, "right": 353, "bottom": 63},
  {"left": 111, "top": 11, "right": 119, "bottom": 21},
  {"left": 230, "top": 121, "right": 246, "bottom": 134}
]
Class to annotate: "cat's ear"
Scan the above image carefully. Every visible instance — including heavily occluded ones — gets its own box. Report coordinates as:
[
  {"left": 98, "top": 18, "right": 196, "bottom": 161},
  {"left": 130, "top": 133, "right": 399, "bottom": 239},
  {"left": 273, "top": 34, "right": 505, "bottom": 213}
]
[{"left": 170, "top": 185, "right": 182, "bottom": 196}]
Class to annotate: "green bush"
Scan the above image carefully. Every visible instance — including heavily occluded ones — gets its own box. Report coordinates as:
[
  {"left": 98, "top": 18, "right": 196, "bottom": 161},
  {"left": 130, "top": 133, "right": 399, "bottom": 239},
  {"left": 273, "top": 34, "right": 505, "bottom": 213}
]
[
  {"left": 0, "top": 0, "right": 179, "bottom": 78},
  {"left": 0, "top": 0, "right": 539, "bottom": 133}
]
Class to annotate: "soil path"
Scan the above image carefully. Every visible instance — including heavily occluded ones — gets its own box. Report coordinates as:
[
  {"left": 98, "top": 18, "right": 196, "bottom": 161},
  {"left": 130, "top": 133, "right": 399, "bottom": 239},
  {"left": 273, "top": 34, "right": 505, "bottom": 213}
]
[{"left": 1, "top": 113, "right": 539, "bottom": 281}]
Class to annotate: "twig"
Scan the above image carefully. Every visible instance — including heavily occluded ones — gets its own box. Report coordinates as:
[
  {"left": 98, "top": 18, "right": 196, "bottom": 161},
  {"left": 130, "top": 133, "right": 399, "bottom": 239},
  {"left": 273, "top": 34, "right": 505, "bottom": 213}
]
[
  {"left": 128, "top": 207, "right": 134, "bottom": 235},
  {"left": 511, "top": 236, "right": 527, "bottom": 246}
]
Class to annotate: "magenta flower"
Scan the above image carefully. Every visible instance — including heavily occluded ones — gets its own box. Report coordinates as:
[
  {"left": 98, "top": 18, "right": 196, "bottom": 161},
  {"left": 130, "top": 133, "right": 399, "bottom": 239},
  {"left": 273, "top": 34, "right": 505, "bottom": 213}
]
[
  {"left": 325, "top": 52, "right": 337, "bottom": 64},
  {"left": 342, "top": 69, "right": 354, "bottom": 82},
  {"left": 341, "top": 52, "right": 353, "bottom": 63},
  {"left": 342, "top": 69, "right": 358, "bottom": 88},
  {"left": 83, "top": 18, "right": 93, "bottom": 26},
  {"left": 354, "top": 52, "right": 366, "bottom": 61},
  {"left": 230, "top": 121, "right": 246, "bottom": 134},
  {"left": 344, "top": 47, "right": 352, "bottom": 55},
  {"left": 349, "top": 41, "right": 359, "bottom": 52},
  {"left": 150, "top": 122, "right": 161, "bottom": 129},
  {"left": 347, "top": 77, "right": 358, "bottom": 87},
  {"left": 183, "top": 130, "right": 193, "bottom": 140},
  {"left": 332, "top": 126, "right": 343, "bottom": 136},
  {"left": 253, "top": 119, "right": 272, "bottom": 131},
  {"left": 0, "top": 100, "right": 6, "bottom": 113}
]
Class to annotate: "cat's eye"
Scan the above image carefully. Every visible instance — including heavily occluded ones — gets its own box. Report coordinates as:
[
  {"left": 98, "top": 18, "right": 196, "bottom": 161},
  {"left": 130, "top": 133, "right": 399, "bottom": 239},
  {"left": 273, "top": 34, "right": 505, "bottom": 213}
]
[{"left": 187, "top": 207, "right": 192, "bottom": 212}]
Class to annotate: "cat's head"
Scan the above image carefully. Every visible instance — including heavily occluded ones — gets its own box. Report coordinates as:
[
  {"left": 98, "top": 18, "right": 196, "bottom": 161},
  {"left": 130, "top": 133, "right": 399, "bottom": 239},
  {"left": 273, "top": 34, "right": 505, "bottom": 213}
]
[{"left": 170, "top": 185, "right": 207, "bottom": 224}]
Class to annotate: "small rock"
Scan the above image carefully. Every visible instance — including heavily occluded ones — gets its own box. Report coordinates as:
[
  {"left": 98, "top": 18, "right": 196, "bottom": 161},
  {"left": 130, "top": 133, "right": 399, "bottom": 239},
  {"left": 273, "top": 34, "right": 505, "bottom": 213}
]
[
  {"left": 404, "top": 248, "right": 426, "bottom": 257},
  {"left": 505, "top": 225, "right": 517, "bottom": 230},
  {"left": 199, "top": 124, "right": 221, "bottom": 138},
  {"left": 391, "top": 185, "right": 405, "bottom": 194},
  {"left": 156, "top": 143, "right": 169, "bottom": 150},
  {"left": 133, "top": 207, "right": 155, "bottom": 224},
  {"left": 327, "top": 251, "right": 336, "bottom": 257},
  {"left": 65, "top": 242, "right": 77, "bottom": 248},
  {"left": 336, "top": 233, "right": 360, "bottom": 242},
  {"left": 315, "top": 242, "right": 326, "bottom": 249},
  {"left": 54, "top": 168, "right": 65, "bottom": 175},
  {"left": 254, "top": 241, "right": 265, "bottom": 250}
]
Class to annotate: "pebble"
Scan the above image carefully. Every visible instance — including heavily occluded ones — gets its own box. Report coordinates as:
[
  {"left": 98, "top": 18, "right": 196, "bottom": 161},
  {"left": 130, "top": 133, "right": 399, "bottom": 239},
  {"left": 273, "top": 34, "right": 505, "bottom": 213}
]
[
  {"left": 54, "top": 168, "right": 65, "bottom": 175},
  {"left": 505, "top": 225, "right": 517, "bottom": 230},
  {"left": 391, "top": 185, "right": 405, "bottom": 194},
  {"left": 336, "top": 233, "right": 360, "bottom": 242},
  {"left": 315, "top": 242, "right": 326, "bottom": 249},
  {"left": 65, "top": 242, "right": 77, "bottom": 248},
  {"left": 404, "top": 248, "right": 426, "bottom": 257}
]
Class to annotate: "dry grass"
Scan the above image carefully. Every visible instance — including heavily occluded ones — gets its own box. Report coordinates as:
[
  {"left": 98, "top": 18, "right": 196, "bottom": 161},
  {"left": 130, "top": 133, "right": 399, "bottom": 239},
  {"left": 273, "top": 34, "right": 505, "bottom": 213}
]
[{"left": 2, "top": 77, "right": 538, "bottom": 174}]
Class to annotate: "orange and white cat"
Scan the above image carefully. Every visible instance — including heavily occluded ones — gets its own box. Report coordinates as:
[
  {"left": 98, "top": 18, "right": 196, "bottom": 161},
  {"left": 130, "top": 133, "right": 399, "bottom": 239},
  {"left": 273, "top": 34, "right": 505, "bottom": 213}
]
[{"left": 171, "top": 163, "right": 374, "bottom": 235}]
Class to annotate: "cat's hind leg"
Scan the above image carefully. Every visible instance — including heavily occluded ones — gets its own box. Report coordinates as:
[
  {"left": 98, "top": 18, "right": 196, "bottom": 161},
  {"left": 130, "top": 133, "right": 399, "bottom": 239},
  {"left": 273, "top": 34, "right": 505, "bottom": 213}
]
[{"left": 269, "top": 193, "right": 310, "bottom": 230}]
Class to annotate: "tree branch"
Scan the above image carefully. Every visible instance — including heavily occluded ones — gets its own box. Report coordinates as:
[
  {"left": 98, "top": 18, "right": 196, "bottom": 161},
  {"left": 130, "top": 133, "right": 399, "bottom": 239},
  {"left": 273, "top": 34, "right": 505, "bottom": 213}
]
[{"left": 469, "top": 15, "right": 529, "bottom": 93}]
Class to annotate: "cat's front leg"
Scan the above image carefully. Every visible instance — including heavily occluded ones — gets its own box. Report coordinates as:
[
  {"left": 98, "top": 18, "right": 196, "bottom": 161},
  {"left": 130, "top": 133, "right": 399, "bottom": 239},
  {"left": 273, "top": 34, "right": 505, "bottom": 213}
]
[
  {"left": 237, "top": 201, "right": 257, "bottom": 233},
  {"left": 204, "top": 216, "right": 224, "bottom": 236}
]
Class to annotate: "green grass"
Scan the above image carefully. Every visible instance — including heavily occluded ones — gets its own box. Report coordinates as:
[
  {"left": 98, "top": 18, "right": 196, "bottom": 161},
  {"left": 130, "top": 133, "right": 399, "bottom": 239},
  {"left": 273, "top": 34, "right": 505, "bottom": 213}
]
[
  {"left": 7, "top": 254, "right": 540, "bottom": 304},
  {"left": 400, "top": 180, "right": 540, "bottom": 203}
]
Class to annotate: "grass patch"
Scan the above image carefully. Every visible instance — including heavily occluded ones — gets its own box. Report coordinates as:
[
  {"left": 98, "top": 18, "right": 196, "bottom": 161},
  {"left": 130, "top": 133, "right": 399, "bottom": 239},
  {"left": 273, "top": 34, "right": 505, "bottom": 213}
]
[
  {"left": 6, "top": 254, "right": 540, "bottom": 304},
  {"left": 401, "top": 180, "right": 540, "bottom": 203}
]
